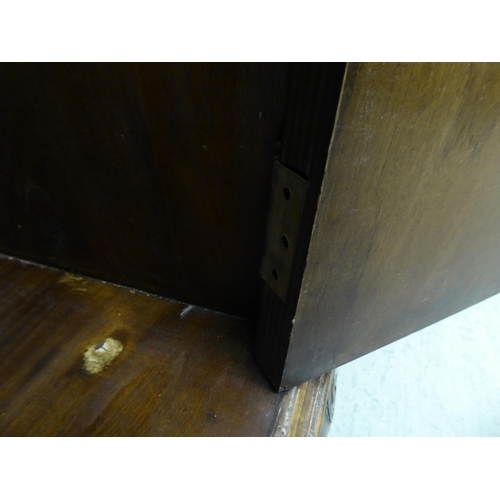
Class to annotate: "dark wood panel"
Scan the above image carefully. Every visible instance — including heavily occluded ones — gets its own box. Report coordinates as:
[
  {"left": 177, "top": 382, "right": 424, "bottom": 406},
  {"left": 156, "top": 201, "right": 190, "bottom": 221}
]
[
  {"left": 0, "top": 254, "right": 285, "bottom": 436},
  {"left": 280, "top": 63, "right": 346, "bottom": 176},
  {"left": 283, "top": 63, "right": 500, "bottom": 386},
  {"left": 254, "top": 64, "right": 345, "bottom": 390},
  {"left": 0, "top": 63, "right": 290, "bottom": 319}
]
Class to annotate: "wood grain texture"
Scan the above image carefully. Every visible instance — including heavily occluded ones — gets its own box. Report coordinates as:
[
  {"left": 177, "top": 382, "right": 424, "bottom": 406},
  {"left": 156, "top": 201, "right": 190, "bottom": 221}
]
[
  {"left": 254, "top": 64, "right": 346, "bottom": 389},
  {"left": 0, "top": 63, "right": 290, "bottom": 319},
  {"left": 271, "top": 370, "right": 334, "bottom": 437},
  {"left": 284, "top": 63, "right": 500, "bottom": 386},
  {"left": 0, "top": 254, "right": 285, "bottom": 436},
  {"left": 280, "top": 63, "right": 347, "bottom": 177}
]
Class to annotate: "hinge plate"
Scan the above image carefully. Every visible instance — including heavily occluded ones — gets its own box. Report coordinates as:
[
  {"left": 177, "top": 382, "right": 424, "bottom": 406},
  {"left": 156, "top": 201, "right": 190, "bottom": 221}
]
[{"left": 260, "top": 160, "right": 307, "bottom": 302}]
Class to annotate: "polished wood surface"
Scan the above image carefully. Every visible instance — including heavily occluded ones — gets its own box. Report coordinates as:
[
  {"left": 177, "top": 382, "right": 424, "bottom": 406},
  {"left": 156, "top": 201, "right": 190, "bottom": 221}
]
[
  {"left": 0, "top": 63, "right": 290, "bottom": 319},
  {"left": 0, "top": 254, "right": 285, "bottom": 436},
  {"left": 284, "top": 63, "right": 500, "bottom": 385}
]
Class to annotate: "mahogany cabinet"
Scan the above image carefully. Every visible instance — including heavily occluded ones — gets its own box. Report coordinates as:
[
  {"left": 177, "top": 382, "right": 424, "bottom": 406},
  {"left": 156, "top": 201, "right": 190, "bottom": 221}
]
[{"left": 1, "top": 62, "right": 499, "bottom": 435}]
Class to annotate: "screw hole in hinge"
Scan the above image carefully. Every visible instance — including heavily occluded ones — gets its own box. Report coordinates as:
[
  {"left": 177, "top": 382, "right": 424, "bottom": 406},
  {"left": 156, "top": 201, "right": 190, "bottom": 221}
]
[
  {"left": 272, "top": 269, "right": 279, "bottom": 280},
  {"left": 281, "top": 235, "right": 289, "bottom": 249},
  {"left": 283, "top": 187, "right": 291, "bottom": 200}
]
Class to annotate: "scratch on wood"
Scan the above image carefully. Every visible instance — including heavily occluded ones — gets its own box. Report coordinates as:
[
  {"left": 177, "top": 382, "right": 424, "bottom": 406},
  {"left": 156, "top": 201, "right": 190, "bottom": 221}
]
[
  {"left": 59, "top": 274, "right": 90, "bottom": 293},
  {"left": 59, "top": 274, "right": 86, "bottom": 284},
  {"left": 180, "top": 305, "right": 194, "bottom": 318}
]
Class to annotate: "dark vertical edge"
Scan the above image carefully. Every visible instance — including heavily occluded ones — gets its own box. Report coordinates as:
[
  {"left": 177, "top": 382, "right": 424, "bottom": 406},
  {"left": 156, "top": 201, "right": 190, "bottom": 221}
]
[{"left": 254, "top": 63, "right": 346, "bottom": 391}]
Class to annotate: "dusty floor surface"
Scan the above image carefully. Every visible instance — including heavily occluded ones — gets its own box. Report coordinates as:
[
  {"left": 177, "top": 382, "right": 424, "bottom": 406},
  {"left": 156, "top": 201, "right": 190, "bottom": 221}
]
[{"left": 329, "top": 293, "right": 500, "bottom": 437}]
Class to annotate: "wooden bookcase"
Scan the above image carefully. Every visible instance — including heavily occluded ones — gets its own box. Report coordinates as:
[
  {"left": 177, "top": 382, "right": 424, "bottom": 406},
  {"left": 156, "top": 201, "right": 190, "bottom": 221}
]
[
  {"left": 2, "top": 62, "right": 500, "bottom": 435},
  {"left": 0, "top": 63, "right": 338, "bottom": 436}
]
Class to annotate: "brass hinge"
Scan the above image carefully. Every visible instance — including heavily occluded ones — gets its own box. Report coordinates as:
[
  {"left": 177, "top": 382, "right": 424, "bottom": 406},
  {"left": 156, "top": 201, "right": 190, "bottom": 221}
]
[{"left": 260, "top": 160, "right": 307, "bottom": 302}]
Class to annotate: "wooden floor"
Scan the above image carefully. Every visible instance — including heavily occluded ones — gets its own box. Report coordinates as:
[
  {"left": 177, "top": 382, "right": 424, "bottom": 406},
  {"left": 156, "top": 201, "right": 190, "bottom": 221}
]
[{"left": 0, "top": 255, "right": 286, "bottom": 436}]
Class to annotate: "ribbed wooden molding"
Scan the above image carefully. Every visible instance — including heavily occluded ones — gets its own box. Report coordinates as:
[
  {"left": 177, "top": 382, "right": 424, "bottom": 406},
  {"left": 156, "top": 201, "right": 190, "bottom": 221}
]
[{"left": 272, "top": 370, "right": 336, "bottom": 437}]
